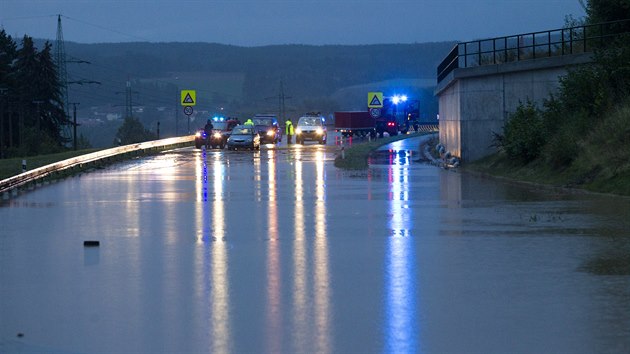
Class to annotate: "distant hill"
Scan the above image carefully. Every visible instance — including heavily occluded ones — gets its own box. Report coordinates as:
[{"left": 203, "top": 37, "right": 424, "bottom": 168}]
[{"left": 34, "top": 39, "right": 456, "bottom": 146}]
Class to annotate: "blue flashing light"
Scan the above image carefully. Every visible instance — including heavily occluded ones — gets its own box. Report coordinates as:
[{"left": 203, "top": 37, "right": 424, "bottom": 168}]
[{"left": 392, "top": 94, "right": 408, "bottom": 104}]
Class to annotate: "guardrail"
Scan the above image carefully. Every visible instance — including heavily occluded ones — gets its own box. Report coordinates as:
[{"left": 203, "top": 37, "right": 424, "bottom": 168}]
[
  {"left": 437, "top": 19, "right": 630, "bottom": 83},
  {"left": 0, "top": 135, "right": 195, "bottom": 194}
]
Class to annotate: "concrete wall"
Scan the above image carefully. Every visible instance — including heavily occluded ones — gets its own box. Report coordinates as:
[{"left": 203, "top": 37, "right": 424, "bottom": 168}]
[{"left": 436, "top": 53, "right": 592, "bottom": 162}]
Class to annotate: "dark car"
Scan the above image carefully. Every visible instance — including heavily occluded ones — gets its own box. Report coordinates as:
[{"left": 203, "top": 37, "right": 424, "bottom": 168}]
[
  {"left": 295, "top": 115, "right": 327, "bottom": 144},
  {"left": 207, "top": 119, "right": 239, "bottom": 149},
  {"left": 194, "top": 118, "right": 239, "bottom": 149},
  {"left": 252, "top": 115, "right": 281, "bottom": 144},
  {"left": 226, "top": 125, "right": 261, "bottom": 150}
]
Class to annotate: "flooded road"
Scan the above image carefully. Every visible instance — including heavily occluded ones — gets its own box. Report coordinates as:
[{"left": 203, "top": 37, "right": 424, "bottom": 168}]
[{"left": 1, "top": 137, "right": 629, "bottom": 353}]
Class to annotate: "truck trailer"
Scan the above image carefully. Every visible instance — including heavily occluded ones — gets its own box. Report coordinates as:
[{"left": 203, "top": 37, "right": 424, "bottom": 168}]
[{"left": 334, "top": 111, "right": 377, "bottom": 138}]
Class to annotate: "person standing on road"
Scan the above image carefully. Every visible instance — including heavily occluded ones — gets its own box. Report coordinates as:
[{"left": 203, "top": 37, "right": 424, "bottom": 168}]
[
  {"left": 244, "top": 118, "right": 254, "bottom": 126},
  {"left": 204, "top": 119, "right": 214, "bottom": 147},
  {"left": 285, "top": 119, "right": 294, "bottom": 144},
  {"left": 204, "top": 119, "right": 214, "bottom": 134}
]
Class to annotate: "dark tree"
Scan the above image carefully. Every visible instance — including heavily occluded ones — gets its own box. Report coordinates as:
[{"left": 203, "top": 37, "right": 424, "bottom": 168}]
[
  {"left": 12, "top": 36, "right": 39, "bottom": 147},
  {"left": 1, "top": 35, "right": 68, "bottom": 156},
  {"left": 586, "top": 0, "right": 630, "bottom": 24},
  {"left": 114, "top": 116, "right": 156, "bottom": 145},
  {"left": 35, "top": 42, "right": 67, "bottom": 145},
  {"left": 0, "top": 30, "right": 17, "bottom": 156},
  {"left": 0, "top": 30, "right": 16, "bottom": 86}
]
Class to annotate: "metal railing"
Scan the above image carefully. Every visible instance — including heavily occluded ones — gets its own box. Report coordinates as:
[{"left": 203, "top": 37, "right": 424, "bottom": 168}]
[
  {"left": 437, "top": 19, "right": 630, "bottom": 83},
  {"left": 0, "top": 135, "right": 195, "bottom": 194}
]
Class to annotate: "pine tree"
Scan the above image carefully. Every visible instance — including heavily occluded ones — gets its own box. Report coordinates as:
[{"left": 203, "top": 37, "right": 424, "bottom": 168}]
[
  {"left": 0, "top": 30, "right": 17, "bottom": 156},
  {"left": 36, "top": 41, "right": 67, "bottom": 146},
  {"left": 12, "top": 35, "right": 39, "bottom": 148}
]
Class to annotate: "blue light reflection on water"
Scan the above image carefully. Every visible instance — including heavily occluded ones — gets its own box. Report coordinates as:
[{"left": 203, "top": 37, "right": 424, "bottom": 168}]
[
  {"left": 194, "top": 148, "right": 231, "bottom": 354},
  {"left": 384, "top": 151, "right": 419, "bottom": 353}
]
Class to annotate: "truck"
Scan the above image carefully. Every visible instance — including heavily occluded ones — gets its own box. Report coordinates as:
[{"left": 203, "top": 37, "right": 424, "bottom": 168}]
[
  {"left": 335, "top": 94, "right": 422, "bottom": 138},
  {"left": 334, "top": 111, "right": 376, "bottom": 138},
  {"left": 375, "top": 96, "right": 420, "bottom": 137}
]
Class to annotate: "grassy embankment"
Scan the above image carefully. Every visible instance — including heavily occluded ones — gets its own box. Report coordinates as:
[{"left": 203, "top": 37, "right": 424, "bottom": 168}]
[
  {"left": 0, "top": 149, "right": 99, "bottom": 180},
  {"left": 467, "top": 100, "right": 630, "bottom": 197},
  {"left": 333, "top": 132, "right": 426, "bottom": 170}
]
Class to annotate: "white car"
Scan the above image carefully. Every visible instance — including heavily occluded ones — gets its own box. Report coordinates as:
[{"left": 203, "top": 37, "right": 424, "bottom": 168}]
[{"left": 295, "top": 115, "right": 327, "bottom": 144}]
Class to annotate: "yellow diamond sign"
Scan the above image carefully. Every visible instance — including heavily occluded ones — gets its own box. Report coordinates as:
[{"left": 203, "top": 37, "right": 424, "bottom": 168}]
[{"left": 180, "top": 90, "right": 196, "bottom": 106}]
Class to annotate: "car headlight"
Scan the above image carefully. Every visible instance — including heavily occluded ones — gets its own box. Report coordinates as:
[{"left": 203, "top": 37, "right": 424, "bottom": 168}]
[
  {"left": 266, "top": 130, "right": 274, "bottom": 136},
  {"left": 213, "top": 132, "right": 222, "bottom": 139},
  {"left": 195, "top": 132, "right": 202, "bottom": 138},
  {"left": 295, "top": 128, "right": 302, "bottom": 135},
  {"left": 316, "top": 128, "right": 323, "bottom": 135}
]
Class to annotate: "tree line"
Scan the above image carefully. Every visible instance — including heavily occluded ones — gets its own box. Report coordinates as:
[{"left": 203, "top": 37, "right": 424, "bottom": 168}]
[{"left": 0, "top": 30, "right": 69, "bottom": 158}]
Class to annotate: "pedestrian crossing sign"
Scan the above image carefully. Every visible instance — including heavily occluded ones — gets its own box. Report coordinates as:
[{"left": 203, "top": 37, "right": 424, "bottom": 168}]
[
  {"left": 368, "top": 92, "right": 383, "bottom": 108},
  {"left": 181, "top": 90, "right": 196, "bottom": 106}
]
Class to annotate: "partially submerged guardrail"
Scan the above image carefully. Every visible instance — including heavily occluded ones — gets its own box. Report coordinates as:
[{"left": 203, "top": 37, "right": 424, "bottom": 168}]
[{"left": 0, "top": 135, "right": 195, "bottom": 195}]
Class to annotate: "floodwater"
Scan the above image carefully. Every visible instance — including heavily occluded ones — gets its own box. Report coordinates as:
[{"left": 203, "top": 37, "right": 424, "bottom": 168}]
[{"left": 1, "top": 136, "right": 629, "bottom": 353}]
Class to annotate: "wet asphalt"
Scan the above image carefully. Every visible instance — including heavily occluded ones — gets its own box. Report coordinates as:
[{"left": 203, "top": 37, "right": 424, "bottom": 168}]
[{"left": 1, "top": 133, "right": 629, "bottom": 353}]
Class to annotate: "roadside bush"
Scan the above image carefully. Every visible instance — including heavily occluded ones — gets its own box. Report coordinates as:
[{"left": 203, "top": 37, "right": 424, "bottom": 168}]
[
  {"left": 576, "top": 100, "right": 630, "bottom": 178},
  {"left": 8, "top": 127, "right": 65, "bottom": 157},
  {"left": 542, "top": 124, "right": 582, "bottom": 169},
  {"left": 501, "top": 101, "right": 546, "bottom": 163}
]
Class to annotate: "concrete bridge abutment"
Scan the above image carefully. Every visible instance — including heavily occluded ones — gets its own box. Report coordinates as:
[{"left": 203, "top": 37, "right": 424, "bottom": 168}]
[{"left": 435, "top": 53, "right": 592, "bottom": 162}]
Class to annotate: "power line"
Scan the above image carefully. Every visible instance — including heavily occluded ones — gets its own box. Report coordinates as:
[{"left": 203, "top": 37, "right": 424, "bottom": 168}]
[{"left": 60, "top": 15, "right": 155, "bottom": 42}]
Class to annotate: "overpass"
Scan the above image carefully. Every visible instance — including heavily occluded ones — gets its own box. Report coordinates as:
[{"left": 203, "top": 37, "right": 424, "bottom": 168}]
[{"left": 435, "top": 20, "right": 628, "bottom": 162}]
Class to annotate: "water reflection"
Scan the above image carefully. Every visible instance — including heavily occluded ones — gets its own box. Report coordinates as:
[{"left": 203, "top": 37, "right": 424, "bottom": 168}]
[
  {"left": 292, "top": 148, "right": 308, "bottom": 351},
  {"left": 314, "top": 150, "right": 331, "bottom": 353},
  {"left": 194, "top": 148, "right": 231, "bottom": 353},
  {"left": 385, "top": 162, "right": 418, "bottom": 352},
  {"left": 124, "top": 163, "right": 141, "bottom": 238},
  {"left": 369, "top": 149, "right": 412, "bottom": 166},
  {"left": 289, "top": 148, "right": 332, "bottom": 353},
  {"left": 265, "top": 149, "right": 283, "bottom": 353}
]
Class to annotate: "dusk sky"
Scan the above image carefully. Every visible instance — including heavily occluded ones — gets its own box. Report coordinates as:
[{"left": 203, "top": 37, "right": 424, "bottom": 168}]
[{"left": 1, "top": 0, "right": 586, "bottom": 46}]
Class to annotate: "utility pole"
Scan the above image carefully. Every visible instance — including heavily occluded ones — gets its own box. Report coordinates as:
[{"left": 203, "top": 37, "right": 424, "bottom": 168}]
[
  {"left": 55, "top": 15, "right": 69, "bottom": 137},
  {"left": 56, "top": 15, "right": 99, "bottom": 146},
  {"left": 279, "top": 80, "right": 291, "bottom": 122},
  {"left": 174, "top": 86, "right": 179, "bottom": 136},
  {"left": 116, "top": 79, "right": 139, "bottom": 119},
  {"left": 265, "top": 80, "right": 291, "bottom": 122},
  {"left": 125, "top": 80, "right": 132, "bottom": 119},
  {"left": 69, "top": 102, "right": 80, "bottom": 150}
]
